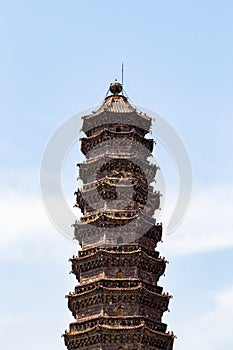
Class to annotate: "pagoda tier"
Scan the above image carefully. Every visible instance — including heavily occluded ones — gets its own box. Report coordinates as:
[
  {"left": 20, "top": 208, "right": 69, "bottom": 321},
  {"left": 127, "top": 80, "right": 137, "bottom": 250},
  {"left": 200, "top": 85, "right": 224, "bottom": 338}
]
[
  {"left": 64, "top": 324, "right": 174, "bottom": 350},
  {"left": 85, "top": 123, "right": 148, "bottom": 138},
  {"left": 78, "top": 155, "right": 158, "bottom": 184},
  {"left": 81, "top": 94, "right": 152, "bottom": 134},
  {"left": 76, "top": 210, "right": 156, "bottom": 225},
  {"left": 74, "top": 185, "right": 160, "bottom": 216},
  {"left": 64, "top": 81, "right": 174, "bottom": 350},
  {"left": 68, "top": 316, "right": 168, "bottom": 334},
  {"left": 81, "top": 129, "right": 154, "bottom": 159},
  {"left": 81, "top": 128, "right": 154, "bottom": 156},
  {"left": 67, "top": 283, "right": 170, "bottom": 319},
  {"left": 73, "top": 221, "right": 163, "bottom": 250},
  {"left": 70, "top": 245, "right": 167, "bottom": 284},
  {"left": 73, "top": 278, "right": 164, "bottom": 295}
]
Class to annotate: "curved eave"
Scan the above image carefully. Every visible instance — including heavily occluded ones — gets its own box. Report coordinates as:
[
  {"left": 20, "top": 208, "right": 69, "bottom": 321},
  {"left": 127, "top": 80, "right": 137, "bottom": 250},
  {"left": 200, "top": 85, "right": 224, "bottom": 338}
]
[
  {"left": 78, "top": 210, "right": 139, "bottom": 225},
  {"left": 75, "top": 211, "right": 156, "bottom": 227},
  {"left": 82, "top": 95, "right": 151, "bottom": 120},
  {"left": 81, "top": 177, "right": 151, "bottom": 192},
  {"left": 76, "top": 183, "right": 159, "bottom": 196},
  {"left": 81, "top": 129, "right": 154, "bottom": 155},
  {"left": 82, "top": 111, "right": 152, "bottom": 134},
  {"left": 67, "top": 284, "right": 170, "bottom": 304},
  {"left": 78, "top": 153, "right": 157, "bottom": 167},
  {"left": 71, "top": 246, "right": 165, "bottom": 264},
  {"left": 72, "top": 278, "right": 163, "bottom": 296},
  {"left": 81, "top": 95, "right": 152, "bottom": 134},
  {"left": 63, "top": 324, "right": 175, "bottom": 349},
  {"left": 77, "top": 243, "right": 161, "bottom": 259},
  {"left": 68, "top": 315, "right": 168, "bottom": 334}
]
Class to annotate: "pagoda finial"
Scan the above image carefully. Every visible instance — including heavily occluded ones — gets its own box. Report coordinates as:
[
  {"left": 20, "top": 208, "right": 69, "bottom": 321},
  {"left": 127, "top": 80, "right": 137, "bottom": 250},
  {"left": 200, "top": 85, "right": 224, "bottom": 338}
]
[{"left": 109, "top": 79, "right": 123, "bottom": 95}]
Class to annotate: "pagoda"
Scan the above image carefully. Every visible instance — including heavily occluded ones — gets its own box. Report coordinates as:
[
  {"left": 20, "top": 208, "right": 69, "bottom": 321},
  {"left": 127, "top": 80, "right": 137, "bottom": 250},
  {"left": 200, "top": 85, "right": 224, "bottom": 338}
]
[{"left": 63, "top": 81, "right": 175, "bottom": 349}]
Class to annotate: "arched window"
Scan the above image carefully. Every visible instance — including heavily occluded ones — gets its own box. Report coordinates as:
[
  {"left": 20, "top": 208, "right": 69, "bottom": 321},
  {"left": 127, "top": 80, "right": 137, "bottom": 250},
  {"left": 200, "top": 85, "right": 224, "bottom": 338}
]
[
  {"left": 117, "top": 270, "right": 123, "bottom": 279},
  {"left": 117, "top": 307, "right": 123, "bottom": 316}
]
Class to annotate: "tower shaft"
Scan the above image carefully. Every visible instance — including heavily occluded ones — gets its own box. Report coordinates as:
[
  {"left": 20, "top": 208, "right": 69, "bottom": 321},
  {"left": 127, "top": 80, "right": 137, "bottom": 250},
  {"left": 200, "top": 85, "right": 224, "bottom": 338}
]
[{"left": 64, "top": 83, "right": 175, "bottom": 350}]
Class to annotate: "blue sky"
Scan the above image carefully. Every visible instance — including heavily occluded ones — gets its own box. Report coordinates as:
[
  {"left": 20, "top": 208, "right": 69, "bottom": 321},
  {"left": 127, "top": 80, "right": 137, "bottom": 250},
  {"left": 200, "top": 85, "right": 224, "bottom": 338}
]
[{"left": 1, "top": 1, "right": 233, "bottom": 349}]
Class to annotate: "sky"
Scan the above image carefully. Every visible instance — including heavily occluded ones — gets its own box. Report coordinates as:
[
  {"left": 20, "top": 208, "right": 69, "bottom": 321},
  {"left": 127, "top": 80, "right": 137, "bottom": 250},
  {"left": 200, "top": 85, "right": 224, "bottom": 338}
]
[{"left": 1, "top": 0, "right": 233, "bottom": 349}]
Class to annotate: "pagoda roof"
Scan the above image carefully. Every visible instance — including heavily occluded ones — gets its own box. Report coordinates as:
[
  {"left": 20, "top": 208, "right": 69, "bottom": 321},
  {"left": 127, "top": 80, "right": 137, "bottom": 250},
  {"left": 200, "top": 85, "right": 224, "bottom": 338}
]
[
  {"left": 71, "top": 244, "right": 165, "bottom": 264},
  {"left": 63, "top": 323, "right": 175, "bottom": 349},
  {"left": 67, "top": 282, "right": 170, "bottom": 305},
  {"left": 81, "top": 128, "right": 154, "bottom": 155},
  {"left": 77, "top": 243, "right": 161, "bottom": 259},
  {"left": 76, "top": 210, "right": 156, "bottom": 227},
  {"left": 68, "top": 315, "right": 168, "bottom": 334},
  {"left": 64, "top": 323, "right": 171, "bottom": 337},
  {"left": 81, "top": 94, "right": 152, "bottom": 133},
  {"left": 72, "top": 277, "right": 163, "bottom": 296},
  {"left": 79, "top": 152, "right": 155, "bottom": 166},
  {"left": 81, "top": 127, "right": 153, "bottom": 141},
  {"left": 76, "top": 183, "right": 159, "bottom": 197}
]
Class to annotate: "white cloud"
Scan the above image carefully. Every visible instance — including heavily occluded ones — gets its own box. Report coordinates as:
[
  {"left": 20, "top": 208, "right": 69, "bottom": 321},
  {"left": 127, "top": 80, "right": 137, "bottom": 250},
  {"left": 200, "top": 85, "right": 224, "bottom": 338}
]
[
  {"left": 161, "top": 185, "right": 233, "bottom": 256},
  {"left": 0, "top": 185, "right": 76, "bottom": 261},
  {"left": 0, "top": 186, "right": 76, "bottom": 349},
  {"left": 175, "top": 285, "right": 233, "bottom": 349}
]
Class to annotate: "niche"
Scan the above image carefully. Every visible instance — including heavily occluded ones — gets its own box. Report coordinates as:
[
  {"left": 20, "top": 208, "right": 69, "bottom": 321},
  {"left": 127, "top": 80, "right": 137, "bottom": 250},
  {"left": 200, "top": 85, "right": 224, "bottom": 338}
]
[
  {"left": 117, "top": 307, "right": 123, "bottom": 316},
  {"left": 117, "top": 236, "right": 123, "bottom": 245},
  {"left": 117, "top": 270, "right": 123, "bottom": 279}
]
